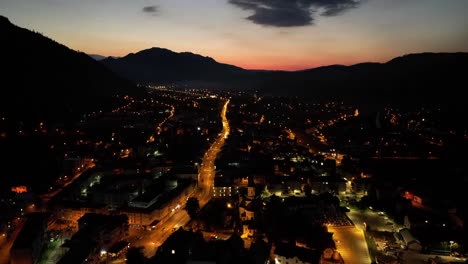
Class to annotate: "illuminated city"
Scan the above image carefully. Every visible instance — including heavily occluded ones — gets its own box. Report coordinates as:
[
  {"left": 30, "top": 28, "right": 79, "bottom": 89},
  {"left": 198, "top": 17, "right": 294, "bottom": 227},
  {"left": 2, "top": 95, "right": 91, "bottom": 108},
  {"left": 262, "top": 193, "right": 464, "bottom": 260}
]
[{"left": 1, "top": 2, "right": 468, "bottom": 264}]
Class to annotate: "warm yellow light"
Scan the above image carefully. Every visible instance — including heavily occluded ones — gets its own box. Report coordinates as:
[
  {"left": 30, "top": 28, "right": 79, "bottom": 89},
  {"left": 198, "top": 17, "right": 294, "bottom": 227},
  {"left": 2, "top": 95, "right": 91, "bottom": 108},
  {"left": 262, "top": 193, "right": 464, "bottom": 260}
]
[{"left": 354, "top": 109, "right": 359, "bottom": 117}]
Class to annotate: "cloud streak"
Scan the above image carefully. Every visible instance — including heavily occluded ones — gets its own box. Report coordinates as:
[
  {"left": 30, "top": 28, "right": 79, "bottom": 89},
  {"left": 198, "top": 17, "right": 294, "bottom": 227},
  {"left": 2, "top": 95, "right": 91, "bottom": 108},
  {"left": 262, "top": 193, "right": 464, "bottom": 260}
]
[
  {"left": 142, "top": 5, "right": 159, "bottom": 14},
  {"left": 229, "top": 0, "right": 362, "bottom": 27}
]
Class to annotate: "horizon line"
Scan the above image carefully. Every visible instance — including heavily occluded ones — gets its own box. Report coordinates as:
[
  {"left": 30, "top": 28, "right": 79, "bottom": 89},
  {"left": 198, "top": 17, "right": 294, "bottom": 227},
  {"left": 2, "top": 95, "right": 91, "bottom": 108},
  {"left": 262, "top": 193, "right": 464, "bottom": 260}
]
[{"left": 88, "top": 48, "right": 468, "bottom": 72}]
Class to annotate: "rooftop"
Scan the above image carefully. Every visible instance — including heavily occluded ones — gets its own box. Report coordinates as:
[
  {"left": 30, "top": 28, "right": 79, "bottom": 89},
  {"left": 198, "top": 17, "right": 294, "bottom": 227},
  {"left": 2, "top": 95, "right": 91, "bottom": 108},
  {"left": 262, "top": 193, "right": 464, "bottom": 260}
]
[{"left": 274, "top": 241, "right": 321, "bottom": 264}]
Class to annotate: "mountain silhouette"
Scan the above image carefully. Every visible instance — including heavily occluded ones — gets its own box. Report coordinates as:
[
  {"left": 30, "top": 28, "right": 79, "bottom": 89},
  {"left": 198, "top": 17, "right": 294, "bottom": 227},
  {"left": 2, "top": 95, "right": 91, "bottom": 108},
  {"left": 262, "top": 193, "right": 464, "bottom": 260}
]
[
  {"left": 101, "top": 47, "right": 247, "bottom": 83},
  {"left": 262, "top": 52, "right": 468, "bottom": 109},
  {"left": 101, "top": 46, "right": 468, "bottom": 108},
  {"left": 88, "top": 54, "right": 107, "bottom": 61},
  {"left": 0, "top": 15, "right": 142, "bottom": 123}
]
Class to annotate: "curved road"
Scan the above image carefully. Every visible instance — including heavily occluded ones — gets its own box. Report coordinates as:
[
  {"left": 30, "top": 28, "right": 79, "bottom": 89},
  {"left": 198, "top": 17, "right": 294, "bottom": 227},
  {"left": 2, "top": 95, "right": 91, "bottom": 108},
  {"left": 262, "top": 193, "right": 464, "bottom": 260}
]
[{"left": 128, "top": 99, "right": 230, "bottom": 259}]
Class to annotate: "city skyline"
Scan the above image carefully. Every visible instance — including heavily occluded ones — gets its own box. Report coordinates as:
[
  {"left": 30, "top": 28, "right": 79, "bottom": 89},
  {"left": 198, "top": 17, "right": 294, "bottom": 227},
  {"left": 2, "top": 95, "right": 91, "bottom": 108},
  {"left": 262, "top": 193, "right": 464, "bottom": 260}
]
[{"left": 1, "top": 0, "right": 468, "bottom": 70}]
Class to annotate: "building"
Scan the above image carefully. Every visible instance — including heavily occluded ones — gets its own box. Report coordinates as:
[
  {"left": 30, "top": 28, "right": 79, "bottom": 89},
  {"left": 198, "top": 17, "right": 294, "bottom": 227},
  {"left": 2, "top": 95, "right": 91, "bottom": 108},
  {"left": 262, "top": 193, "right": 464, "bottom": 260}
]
[
  {"left": 273, "top": 242, "right": 321, "bottom": 264},
  {"left": 125, "top": 179, "right": 195, "bottom": 225},
  {"left": 239, "top": 203, "right": 255, "bottom": 222},
  {"left": 239, "top": 177, "right": 261, "bottom": 238},
  {"left": 308, "top": 177, "right": 346, "bottom": 195},
  {"left": 403, "top": 208, "right": 451, "bottom": 230},
  {"left": 242, "top": 220, "right": 256, "bottom": 238},
  {"left": 395, "top": 228, "right": 422, "bottom": 252},
  {"left": 153, "top": 228, "right": 207, "bottom": 263},
  {"left": 247, "top": 176, "right": 255, "bottom": 199},
  {"left": 53, "top": 173, "right": 196, "bottom": 226},
  {"left": 172, "top": 165, "right": 199, "bottom": 181},
  {"left": 320, "top": 248, "right": 344, "bottom": 264},
  {"left": 249, "top": 239, "right": 270, "bottom": 264},
  {"left": 58, "top": 213, "right": 128, "bottom": 264},
  {"left": 10, "top": 213, "right": 48, "bottom": 264},
  {"left": 154, "top": 228, "right": 248, "bottom": 263},
  {"left": 213, "top": 175, "right": 232, "bottom": 198}
]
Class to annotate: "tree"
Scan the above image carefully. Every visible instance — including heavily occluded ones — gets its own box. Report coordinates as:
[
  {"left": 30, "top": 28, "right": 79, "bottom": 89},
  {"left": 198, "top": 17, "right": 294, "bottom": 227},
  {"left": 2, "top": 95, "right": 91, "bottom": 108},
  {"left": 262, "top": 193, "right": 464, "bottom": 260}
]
[
  {"left": 185, "top": 197, "right": 200, "bottom": 219},
  {"left": 126, "top": 247, "right": 146, "bottom": 264}
]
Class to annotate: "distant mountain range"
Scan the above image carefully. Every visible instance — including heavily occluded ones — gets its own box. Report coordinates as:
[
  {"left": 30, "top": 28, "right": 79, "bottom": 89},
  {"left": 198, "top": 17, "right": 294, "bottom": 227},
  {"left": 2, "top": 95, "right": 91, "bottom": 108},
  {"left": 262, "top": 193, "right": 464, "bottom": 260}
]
[
  {"left": 88, "top": 54, "right": 107, "bottom": 61},
  {"left": 0, "top": 16, "right": 142, "bottom": 122},
  {"left": 1, "top": 14, "right": 466, "bottom": 115},
  {"left": 88, "top": 54, "right": 120, "bottom": 61},
  {"left": 103, "top": 47, "right": 468, "bottom": 108},
  {"left": 259, "top": 52, "right": 468, "bottom": 108},
  {"left": 101, "top": 47, "right": 249, "bottom": 84}
]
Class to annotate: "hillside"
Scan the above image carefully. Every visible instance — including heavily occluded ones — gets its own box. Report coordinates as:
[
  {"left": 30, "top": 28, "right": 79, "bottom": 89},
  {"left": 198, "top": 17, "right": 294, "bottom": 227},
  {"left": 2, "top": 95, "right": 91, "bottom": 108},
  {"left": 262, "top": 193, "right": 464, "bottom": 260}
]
[
  {"left": 259, "top": 52, "right": 468, "bottom": 108},
  {"left": 101, "top": 47, "right": 248, "bottom": 83},
  {"left": 0, "top": 15, "right": 142, "bottom": 123}
]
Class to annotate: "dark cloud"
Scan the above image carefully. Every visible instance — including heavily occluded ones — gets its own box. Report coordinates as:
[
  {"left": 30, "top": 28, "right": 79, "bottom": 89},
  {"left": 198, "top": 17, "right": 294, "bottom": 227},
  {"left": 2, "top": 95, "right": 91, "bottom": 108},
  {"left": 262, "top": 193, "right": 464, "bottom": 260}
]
[
  {"left": 142, "top": 5, "right": 158, "bottom": 14},
  {"left": 229, "top": 0, "right": 362, "bottom": 27}
]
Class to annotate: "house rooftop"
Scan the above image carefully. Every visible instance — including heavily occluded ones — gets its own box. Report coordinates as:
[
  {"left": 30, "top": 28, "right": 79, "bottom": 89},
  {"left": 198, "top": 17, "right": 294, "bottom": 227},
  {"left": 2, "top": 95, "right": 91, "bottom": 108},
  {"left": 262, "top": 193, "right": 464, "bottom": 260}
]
[{"left": 274, "top": 242, "right": 321, "bottom": 264}]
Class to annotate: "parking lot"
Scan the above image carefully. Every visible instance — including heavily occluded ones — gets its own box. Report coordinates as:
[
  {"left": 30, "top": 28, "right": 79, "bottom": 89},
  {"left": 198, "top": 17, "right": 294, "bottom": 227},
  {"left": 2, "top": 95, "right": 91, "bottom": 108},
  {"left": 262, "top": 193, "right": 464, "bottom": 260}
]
[
  {"left": 347, "top": 209, "right": 400, "bottom": 232},
  {"left": 328, "top": 226, "right": 371, "bottom": 264}
]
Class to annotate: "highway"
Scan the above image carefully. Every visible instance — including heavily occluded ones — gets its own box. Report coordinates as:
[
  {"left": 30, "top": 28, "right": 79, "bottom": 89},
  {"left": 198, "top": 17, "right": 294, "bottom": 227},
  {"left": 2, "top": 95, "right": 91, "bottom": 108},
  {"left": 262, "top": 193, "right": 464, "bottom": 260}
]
[{"left": 120, "top": 99, "right": 230, "bottom": 259}]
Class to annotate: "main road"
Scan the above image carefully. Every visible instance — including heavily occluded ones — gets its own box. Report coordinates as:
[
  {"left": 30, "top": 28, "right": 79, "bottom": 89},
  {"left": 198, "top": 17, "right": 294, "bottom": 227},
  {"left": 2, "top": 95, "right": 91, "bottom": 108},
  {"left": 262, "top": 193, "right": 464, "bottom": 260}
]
[{"left": 127, "top": 99, "right": 230, "bottom": 259}]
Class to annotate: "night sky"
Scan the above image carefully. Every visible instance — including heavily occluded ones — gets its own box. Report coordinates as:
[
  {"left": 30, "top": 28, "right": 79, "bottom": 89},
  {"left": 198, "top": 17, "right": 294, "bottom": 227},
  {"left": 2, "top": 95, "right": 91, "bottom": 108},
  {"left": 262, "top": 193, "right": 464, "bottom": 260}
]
[{"left": 1, "top": 0, "right": 467, "bottom": 70}]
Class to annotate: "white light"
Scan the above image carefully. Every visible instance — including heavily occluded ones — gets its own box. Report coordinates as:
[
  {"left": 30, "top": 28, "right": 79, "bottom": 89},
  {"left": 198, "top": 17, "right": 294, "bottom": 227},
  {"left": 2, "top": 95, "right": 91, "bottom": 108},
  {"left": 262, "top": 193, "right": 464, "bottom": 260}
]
[{"left": 171, "top": 249, "right": 175, "bottom": 254}]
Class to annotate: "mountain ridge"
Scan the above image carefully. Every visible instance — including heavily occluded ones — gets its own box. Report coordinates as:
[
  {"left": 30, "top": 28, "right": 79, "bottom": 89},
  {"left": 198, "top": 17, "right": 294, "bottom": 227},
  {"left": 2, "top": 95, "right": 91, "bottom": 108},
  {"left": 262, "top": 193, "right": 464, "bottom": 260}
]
[
  {"left": 88, "top": 54, "right": 107, "bottom": 61},
  {"left": 0, "top": 15, "right": 142, "bottom": 123},
  {"left": 102, "top": 49, "right": 468, "bottom": 107},
  {"left": 2, "top": 14, "right": 467, "bottom": 110},
  {"left": 101, "top": 47, "right": 247, "bottom": 84}
]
